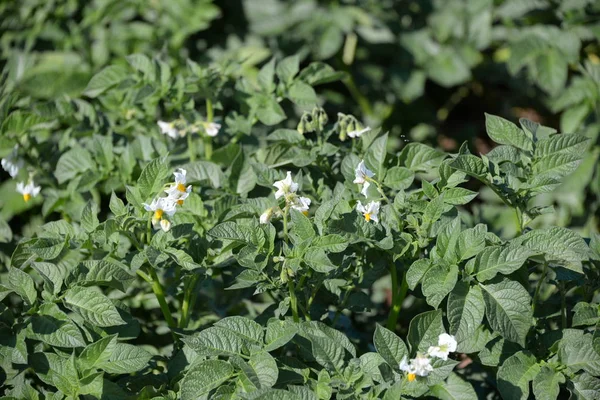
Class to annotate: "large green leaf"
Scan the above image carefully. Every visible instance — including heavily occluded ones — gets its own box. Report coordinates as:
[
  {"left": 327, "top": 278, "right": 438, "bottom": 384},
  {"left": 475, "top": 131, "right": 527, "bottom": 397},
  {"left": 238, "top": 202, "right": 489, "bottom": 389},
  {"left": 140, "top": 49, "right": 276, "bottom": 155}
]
[
  {"left": 497, "top": 351, "right": 540, "bottom": 400},
  {"left": 474, "top": 245, "right": 532, "bottom": 282},
  {"left": 373, "top": 324, "right": 408, "bottom": 370},
  {"left": 480, "top": 279, "right": 532, "bottom": 346},
  {"left": 180, "top": 360, "right": 234, "bottom": 400},
  {"left": 447, "top": 283, "right": 485, "bottom": 344},
  {"left": 407, "top": 310, "right": 444, "bottom": 354},
  {"left": 63, "top": 286, "right": 125, "bottom": 327},
  {"left": 485, "top": 113, "right": 532, "bottom": 151}
]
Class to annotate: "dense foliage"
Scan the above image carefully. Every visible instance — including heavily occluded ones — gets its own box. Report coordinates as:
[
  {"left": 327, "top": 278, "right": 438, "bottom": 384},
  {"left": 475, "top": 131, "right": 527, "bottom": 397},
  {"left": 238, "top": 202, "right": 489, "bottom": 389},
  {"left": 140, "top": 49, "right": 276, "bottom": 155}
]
[{"left": 1, "top": 1, "right": 600, "bottom": 399}]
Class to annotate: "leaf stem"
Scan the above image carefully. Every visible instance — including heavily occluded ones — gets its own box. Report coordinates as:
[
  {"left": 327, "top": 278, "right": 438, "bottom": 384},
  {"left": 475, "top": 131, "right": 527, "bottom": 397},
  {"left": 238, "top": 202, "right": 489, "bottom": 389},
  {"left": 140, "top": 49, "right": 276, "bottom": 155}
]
[
  {"left": 532, "top": 263, "right": 547, "bottom": 314},
  {"left": 180, "top": 274, "right": 200, "bottom": 328},
  {"left": 559, "top": 282, "right": 567, "bottom": 329},
  {"left": 288, "top": 278, "right": 299, "bottom": 323},
  {"left": 187, "top": 133, "right": 196, "bottom": 162},
  {"left": 204, "top": 99, "right": 214, "bottom": 161},
  {"left": 148, "top": 266, "right": 177, "bottom": 330},
  {"left": 387, "top": 265, "right": 408, "bottom": 331}
]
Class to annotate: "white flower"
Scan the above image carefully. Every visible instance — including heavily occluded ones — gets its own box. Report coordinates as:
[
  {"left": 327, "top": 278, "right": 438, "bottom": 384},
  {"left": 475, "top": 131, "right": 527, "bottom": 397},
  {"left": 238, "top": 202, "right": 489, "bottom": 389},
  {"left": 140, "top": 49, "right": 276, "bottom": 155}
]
[
  {"left": 260, "top": 208, "right": 274, "bottom": 224},
  {"left": 353, "top": 160, "right": 374, "bottom": 186},
  {"left": 16, "top": 181, "right": 41, "bottom": 202},
  {"left": 347, "top": 126, "right": 370, "bottom": 138},
  {"left": 399, "top": 354, "right": 433, "bottom": 381},
  {"left": 204, "top": 122, "right": 221, "bottom": 137},
  {"left": 143, "top": 197, "right": 177, "bottom": 230},
  {"left": 273, "top": 171, "right": 299, "bottom": 200},
  {"left": 159, "top": 219, "right": 171, "bottom": 232},
  {"left": 291, "top": 196, "right": 311, "bottom": 215},
  {"left": 158, "top": 120, "right": 180, "bottom": 139},
  {"left": 427, "top": 333, "right": 457, "bottom": 361},
  {"left": 360, "top": 181, "right": 371, "bottom": 198},
  {"left": 356, "top": 201, "right": 380, "bottom": 223},
  {"left": 1, "top": 146, "right": 23, "bottom": 178},
  {"left": 165, "top": 168, "right": 192, "bottom": 204}
]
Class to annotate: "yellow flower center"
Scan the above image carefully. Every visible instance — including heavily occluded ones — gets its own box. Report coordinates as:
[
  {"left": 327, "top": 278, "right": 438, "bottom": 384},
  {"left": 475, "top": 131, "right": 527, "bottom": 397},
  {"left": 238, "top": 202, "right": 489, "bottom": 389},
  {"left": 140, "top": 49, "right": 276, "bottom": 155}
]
[
  {"left": 23, "top": 193, "right": 31, "bottom": 202},
  {"left": 302, "top": 211, "right": 309, "bottom": 216},
  {"left": 407, "top": 373, "right": 416, "bottom": 382},
  {"left": 364, "top": 213, "right": 371, "bottom": 222},
  {"left": 177, "top": 183, "right": 186, "bottom": 192},
  {"left": 177, "top": 199, "right": 184, "bottom": 206},
  {"left": 154, "top": 209, "right": 164, "bottom": 220}
]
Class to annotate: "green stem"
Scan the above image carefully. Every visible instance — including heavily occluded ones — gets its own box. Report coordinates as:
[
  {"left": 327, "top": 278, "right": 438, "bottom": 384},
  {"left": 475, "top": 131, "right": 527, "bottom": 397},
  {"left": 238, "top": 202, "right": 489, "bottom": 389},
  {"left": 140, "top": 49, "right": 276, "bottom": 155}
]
[
  {"left": 180, "top": 274, "right": 200, "bottom": 328},
  {"left": 332, "top": 288, "right": 351, "bottom": 326},
  {"left": 187, "top": 133, "right": 196, "bottom": 162},
  {"left": 204, "top": 99, "right": 214, "bottom": 161},
  {"left": 148, "top": 267, "right": 176, "bottom": 329},
  {"left": 560, "top": 282, "right": 567, "bottom": 329},
  {"left": 532, "top": 263, "right": 548, "bottom": 314},
  {"left": 387, "top": 266, "right": 408, "bottom": 331},
  {"left": 283, "top": 207, "right": 289, "bottom": 242},
  {"left": 288, "top": 278, "right": 299, "bottom": 323},
  {"left": 515, "top": 207, "right": 523, "bottom": 236}
]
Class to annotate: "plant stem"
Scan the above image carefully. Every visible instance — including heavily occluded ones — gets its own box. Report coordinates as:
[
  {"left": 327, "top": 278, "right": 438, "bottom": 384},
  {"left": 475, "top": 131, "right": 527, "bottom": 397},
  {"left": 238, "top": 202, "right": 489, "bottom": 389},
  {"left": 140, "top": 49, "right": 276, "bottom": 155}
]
[
  {"left": 282, "top": 207, "right": 289, "bottom": 242},
  {"left": 387, "top": 264, "right": 408, "bottom": 330},
  {"left": 559, "top": 282, "right": 567, "bottom": 329},
  {"left": 288, "top": 278, "right": 299, "bottom": 323},
  {"left": 148, "top": 267, "right": 176, "bottom": 329},
  {"left": 187, "top": 133, "right": 196, "bottom": 162},
  {"left": 180, "top": 274, "right": 200, "bottom": 328},
  {"left": 515, "top": 207, "right": 523, "bottom": 236},
  {"left": 204, "top": 99, "right": 214, "bottom": 161},
  {"left": 532, "top": 263, "right": 547, "bottom": 314}
]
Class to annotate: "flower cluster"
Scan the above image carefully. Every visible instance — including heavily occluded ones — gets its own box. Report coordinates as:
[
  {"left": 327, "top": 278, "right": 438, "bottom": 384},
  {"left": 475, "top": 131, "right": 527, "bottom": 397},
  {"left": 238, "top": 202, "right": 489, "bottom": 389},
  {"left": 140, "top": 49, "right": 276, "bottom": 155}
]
[
  {"left": 260, "top": 171, "right": 311, "bottom": 224},
  {"left": 158, "top": 119, "right": 221, "bottom": 139},
  {"left": 2, "top": 145, "right": 41, "bottom": 203},
  {"left": 143, "top": 168, "right": 191, "bottom": 232},
  {"left": 337, "top": 113, "right": 370, "bottom": 140},
  {"left": 399, "top": 334, "right": 457, "bottom": 382},
  {"left": 353, "top": 160, "right": 381, "bottom": 223}
]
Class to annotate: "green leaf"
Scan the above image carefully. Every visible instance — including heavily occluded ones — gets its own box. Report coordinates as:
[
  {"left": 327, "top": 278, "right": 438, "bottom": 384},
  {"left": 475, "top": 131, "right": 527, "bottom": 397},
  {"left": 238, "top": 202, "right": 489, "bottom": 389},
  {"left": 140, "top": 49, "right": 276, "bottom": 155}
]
[
  {"left": 126, "top": 53, "right": 155, "bottom": 78},
  {"left": 373, "top": 324, "right": 408, "bottom": 371},
  {"left": 183, "top": 326, "right": 246, "bottom": 357},
  {"left": 532, "top": 365, "right": 565, "bottom": 400},
  {"left": 535, "top": 49, "right": 567, "bottom": 96},
  {"left": 422, "top": 263, "right": 458, "bottom": 309},
  {"left": 84, "top": 65, "right": 128, "bottom": 98},
  {"left": 303, "top": 248, "right": 336, "bottom": 273},
  {"left": 485, "top": 113, "right": 533, "bottom": 151},
  {"left": 29, "top": 237, "right": 65, "bottom": 260},
  {"left": 497, "top": 351, "right": 540, "bottom": 400},
  {"left": 311, "top": 235, "right": 348, "bottom": 253},
  {"left": 258, "top": 58, "right": 276, "bottom": 93},
  {"left": 98, "top": 343, "right": 152, "bottom": 374},
  {"left": 180, "top": 360, "right": 234, "bottom": 400},
  {"left": 290, "top": 209, "right": 315, "bottom": 243},
  {"left": 408, "top": 310, "right": 444, "bottom": 354},
  {"left": 447, "top": 283, "right": 485, "bottom": 344},
  {"left": 559, "top": 333, "right": 600, "bottom": 375},
  {"left": 8, "top": 267, "right": 36, "bottom": 305},
  {"left": 276, "top": 54, "right": 300, "bottom": 84},
  {"left": 442, "top": 187, "right": 478, "bottom": 205},
  {"left": 264, "top": 319, "right": 297, "bottom": 352},
  {"left": 81, "top": 200, "right": 99, "bottom": 233},
  {"left": 55, "top": 147, "right": 95, "bottom": 184},
  {"left": 475, "top": 245, "right": 532, "bottom": 282},
  {"left": 383, "top": 166, "right": 415, "bottom": 190},
  {"left": 298, "top": 62, "right": 345, "bottom": 86},
  {"left": 78, "top": 335, "right": 117, "bottom": 372},
  {"left": 455, "top": 224, "right": 487, "bottom": 261},
  {"left": 32, "top": 261, "right": 68, "bottom": 295},
  {"left": 183, "top": 160, "right": 224, "bottom": 188},
  {"left": 515, "top": 227, "right": 588, "bottom": 273},
  {"left": 426, "top": 49, "right": 471, "bottom": 87},
  {"left": 569, "top": 373, "right": 600, "bottom": 399},
  {"left": 407, "top": 259, "right": 433, "bottom": 290},
  {"left": 214, "top": 316, "right": 264, "bottom": 346},
  {"left": 435, "top": 217, "right": 461, "bottom": 262},
  {"left": 365, "top": 134, "right": 388, "bottom": 177},
  {"left": 429, "top": 372, "right": 477, "bottom": 400},
  {"left": 109, "top": 192, "right": 126, "bottom": 216},
  {"left": 63, "top": 286, "right": 125, "bottom": 327},
  {"left": 534, "top": 134, "right": 590, "bottom": 158},
  {"left": 28, "top": 304, "right": 86, "bottom": 348},
  {"left": 480, "top": 279, "right": 532, "bottom": 346},
  {"left": 257, "top": 97, "right": 286, "bottom": 126},
  {"left": 287, "top": 81, "right": 317, "bottom": 107},
  {"left": 138, "top": 157, "right": 169, "bottom": 200},
  {"left": 449, "top": 155, "right": 488, "bottom": 181},
  {"left": 399, "top": 143, "right": 445, "bottom": 172},
  {"left": 307, "top": 334, "right": 345, "bottom": 373}
]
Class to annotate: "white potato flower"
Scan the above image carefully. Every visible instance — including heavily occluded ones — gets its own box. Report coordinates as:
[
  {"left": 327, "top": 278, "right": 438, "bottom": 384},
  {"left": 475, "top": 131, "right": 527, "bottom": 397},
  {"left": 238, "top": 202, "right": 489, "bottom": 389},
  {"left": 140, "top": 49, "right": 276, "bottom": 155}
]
[
  {"left": 260, "top": 207, "right": 274, "bottom": 224},
  {"left": 273, "top": 171, "right": 299, "bottom": 200},
  {"left": 399, "top": 353, "right": 434, "bottom": 381},
  {"left": 204, "top": 122, "right": 221, "bottom": 137},
  {"left": 165, "top": 168, "right": 192, "bottom": 205},
  {"left": 157, "top": 120, "right": 180, "bottom": 139},
  {"left": 427, "top": 333, "right": 457, "bottom": 361},
  {"left": 143, "top": 197, "right": 177, "bottom": 232},
  {"left": 291, "top": 196, "right": 311, "bottom": 215},
  {"left": 356, "top": 201, "right": 380, "bottom": 223},
  {"left": 16, "top": 181, "right": 41, "bottom": 202},
  {"left": 1, "top": 146, "right": 23, "bottom": 178},
  {"left": 347, "top": 126, "right": 370, "bottom": 138},
  {"left": 353, "top": 160, "right": 374, "bottom": 185}
]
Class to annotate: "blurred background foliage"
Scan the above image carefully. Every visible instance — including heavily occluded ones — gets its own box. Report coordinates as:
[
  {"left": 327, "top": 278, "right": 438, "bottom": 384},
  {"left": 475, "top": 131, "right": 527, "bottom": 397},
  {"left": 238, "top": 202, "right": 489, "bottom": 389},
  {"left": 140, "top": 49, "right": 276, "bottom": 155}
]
[{"left": 1, "top": 0, "right": 599, "bottom": 234}]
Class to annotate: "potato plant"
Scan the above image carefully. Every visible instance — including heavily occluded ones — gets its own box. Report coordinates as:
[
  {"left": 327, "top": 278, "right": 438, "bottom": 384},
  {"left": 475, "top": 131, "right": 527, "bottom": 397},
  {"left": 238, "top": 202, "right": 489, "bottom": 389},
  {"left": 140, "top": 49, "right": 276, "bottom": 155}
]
[{"left": 0, "top": 51, "right": 599, "bottom": 399}]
